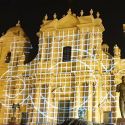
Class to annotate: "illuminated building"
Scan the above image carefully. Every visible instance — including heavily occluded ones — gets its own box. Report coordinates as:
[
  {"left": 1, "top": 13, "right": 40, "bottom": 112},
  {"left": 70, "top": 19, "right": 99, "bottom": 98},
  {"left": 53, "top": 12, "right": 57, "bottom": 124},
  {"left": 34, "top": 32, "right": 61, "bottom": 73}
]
[{"left": 0, "top": 9, "right": 125, "bottom": 125}]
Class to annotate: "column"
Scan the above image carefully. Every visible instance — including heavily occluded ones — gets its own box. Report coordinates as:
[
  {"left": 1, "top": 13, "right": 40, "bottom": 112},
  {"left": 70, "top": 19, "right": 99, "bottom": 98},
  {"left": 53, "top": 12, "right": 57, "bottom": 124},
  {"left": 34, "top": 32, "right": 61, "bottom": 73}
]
[
  {"left": 87, "top": 82, "right": 93, "bottom": 122},
  {"left": 32, "top": 84, "right": 41, "bottom": 124}
]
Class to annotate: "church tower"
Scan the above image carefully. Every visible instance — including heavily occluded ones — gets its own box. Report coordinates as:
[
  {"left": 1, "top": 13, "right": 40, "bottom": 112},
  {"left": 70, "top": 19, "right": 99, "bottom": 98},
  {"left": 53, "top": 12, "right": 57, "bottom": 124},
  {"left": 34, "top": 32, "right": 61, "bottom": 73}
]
[
  {"left": 0, "top": 21, "right": 30, "bottom": 124},
  {"left": 33, "top": 9, "right": 106, "bottom": 124},
  {"left": 1, "top": 10, "right": 125, "bottom": 125}
]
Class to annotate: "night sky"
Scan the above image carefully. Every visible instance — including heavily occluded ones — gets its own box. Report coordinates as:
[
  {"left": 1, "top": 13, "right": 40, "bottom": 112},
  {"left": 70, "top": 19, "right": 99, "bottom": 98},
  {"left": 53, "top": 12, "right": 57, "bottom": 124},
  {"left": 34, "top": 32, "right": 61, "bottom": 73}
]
[{"left": 0, "top": 0, "right": 125, "bottom": 58}]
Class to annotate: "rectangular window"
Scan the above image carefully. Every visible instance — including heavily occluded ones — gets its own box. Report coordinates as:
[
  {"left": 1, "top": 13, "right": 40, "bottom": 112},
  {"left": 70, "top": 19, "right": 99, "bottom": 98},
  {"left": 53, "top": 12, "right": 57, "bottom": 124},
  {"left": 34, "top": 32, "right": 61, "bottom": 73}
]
[
  {"left": 5, "top": 52, "right": 11, "bottom": 63},
  {"left": 63, "top": 46, "right": 71, "bottom": 62}
]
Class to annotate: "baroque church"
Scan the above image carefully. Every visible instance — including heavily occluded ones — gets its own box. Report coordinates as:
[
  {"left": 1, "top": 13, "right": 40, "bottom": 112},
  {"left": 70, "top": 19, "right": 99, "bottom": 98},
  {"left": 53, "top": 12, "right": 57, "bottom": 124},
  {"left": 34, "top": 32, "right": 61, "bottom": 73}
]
[{"left": 0, "top": 9, "right": 125, "bottom": 125}]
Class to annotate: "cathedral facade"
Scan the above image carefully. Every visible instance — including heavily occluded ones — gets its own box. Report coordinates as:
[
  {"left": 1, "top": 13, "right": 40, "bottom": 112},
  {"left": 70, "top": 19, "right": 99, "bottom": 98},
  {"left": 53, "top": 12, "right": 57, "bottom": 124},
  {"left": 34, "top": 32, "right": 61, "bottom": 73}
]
[{"left": 0, "top": 9, "right": 125, "bottom": 125}]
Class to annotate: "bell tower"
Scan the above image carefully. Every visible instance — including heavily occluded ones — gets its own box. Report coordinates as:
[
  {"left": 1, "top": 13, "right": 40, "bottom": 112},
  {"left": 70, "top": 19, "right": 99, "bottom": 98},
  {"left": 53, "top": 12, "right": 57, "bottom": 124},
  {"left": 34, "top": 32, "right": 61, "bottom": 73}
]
[
  {"left": 0, "top": 21, "right": 30, "bottom": 124},
  {"left": 0, "top": 21, "right": 29, "bottom": 76}
]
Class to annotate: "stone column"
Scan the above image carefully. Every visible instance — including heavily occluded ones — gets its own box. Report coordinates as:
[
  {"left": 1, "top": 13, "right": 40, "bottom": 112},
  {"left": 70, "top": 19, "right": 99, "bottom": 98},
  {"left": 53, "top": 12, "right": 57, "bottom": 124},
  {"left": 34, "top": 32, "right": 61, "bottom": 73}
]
[
  {"left": 111, "top": 82, "right": 117, "bottom": 124},
  {"left": 75, "top": 81, "right": 81, "bottom": 118},
  {"left": 78, "top": 30, "right": 84, "bottom": 60},
  {"left": 46, "top": 85, "right": 52, "bottom": 124},
  {"left": 87, "top": 82, "right": 93, "bottom": 122},
  {"left": 41, "top": 33, "right": 47, "bottom": 62},
  {"left": 32, "top": 84, "right": 41, "bottom": 124},
  {"left": 92, "top": 82, "right": 100, "bottom": 123}
]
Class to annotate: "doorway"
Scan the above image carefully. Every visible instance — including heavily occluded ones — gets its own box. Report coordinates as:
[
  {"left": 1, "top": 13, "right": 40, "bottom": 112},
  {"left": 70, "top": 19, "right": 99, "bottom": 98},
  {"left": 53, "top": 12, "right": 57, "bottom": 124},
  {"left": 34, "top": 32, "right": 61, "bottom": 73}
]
[{"left": 57, "top": 100, "right": 70, "bottom": 124}]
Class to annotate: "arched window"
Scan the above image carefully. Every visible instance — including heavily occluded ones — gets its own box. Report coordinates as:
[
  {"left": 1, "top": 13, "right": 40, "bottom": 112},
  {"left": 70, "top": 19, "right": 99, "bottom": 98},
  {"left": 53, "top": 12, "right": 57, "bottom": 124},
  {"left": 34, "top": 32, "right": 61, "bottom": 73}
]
[
  {"left": 5, "top": 52, "right": 11, "bottom": 63},
  {"left": 63, "top": 46, "right": 71, "bottom": 62}
]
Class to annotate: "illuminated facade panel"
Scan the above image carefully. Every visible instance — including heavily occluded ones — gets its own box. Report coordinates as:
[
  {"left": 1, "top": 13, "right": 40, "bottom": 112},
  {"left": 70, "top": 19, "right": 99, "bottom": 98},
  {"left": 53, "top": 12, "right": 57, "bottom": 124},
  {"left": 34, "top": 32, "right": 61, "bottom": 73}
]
[{"left": 0, "top": 9, "right": 124, "bottom": 125}]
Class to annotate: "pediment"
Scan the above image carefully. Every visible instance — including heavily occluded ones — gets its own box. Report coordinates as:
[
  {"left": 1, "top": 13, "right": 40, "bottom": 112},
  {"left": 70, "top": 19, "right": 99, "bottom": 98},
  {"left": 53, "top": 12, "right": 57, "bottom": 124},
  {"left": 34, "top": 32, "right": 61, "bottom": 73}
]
[
  {"left": 41, "top": 19, "right": 58, "bottom": 30},
  {"left": 41, "top": 14, "right": 79, "bottom": 30},
  {"left": 77, "top": 15, "right": 94, "bottom": 24},
  {"left": 58, "top": 14, "right": 79, "bottom": 28},
  {"left": 39, "top": 10, "right": 104, "bottom": 32}
]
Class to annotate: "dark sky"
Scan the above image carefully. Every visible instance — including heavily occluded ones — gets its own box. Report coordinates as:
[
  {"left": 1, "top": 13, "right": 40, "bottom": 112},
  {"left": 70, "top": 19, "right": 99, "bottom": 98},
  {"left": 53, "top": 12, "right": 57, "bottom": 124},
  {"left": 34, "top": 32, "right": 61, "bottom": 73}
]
[{"left": 0, "top": 0, "right": 125, "bottom": 58}]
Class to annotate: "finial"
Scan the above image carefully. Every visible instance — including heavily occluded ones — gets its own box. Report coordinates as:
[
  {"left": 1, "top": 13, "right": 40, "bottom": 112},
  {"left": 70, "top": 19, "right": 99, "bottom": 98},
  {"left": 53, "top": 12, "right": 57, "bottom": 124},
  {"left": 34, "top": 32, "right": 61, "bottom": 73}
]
[
  {"left": 53, "top": 13, "right": 57, "bottom": 19},
  {"left": 73, "top": 13, "right": 76, "bottom": 17},
  {"left": 62, "top": 14, "right": 65, "bottom": 17},
  {"left": 44, "top": 14, "right": 48, "bottom": 20},
  {"left": 96, "top": 12, "right": 100, "bottom": 18},
  {"left": 67, "top": 8, "right": 72, "bottom": 15},
  {"left": 90, "top": 9, "right": 93, "bottom": 15},
  {"left": 2, "top": 32, "right": 4, "bottom": 36},
  {"left": 114, "top": 44, "right": 118, "bottom": 48},
  {"left": 80, "top": 10, "right": 84, "bottom": 16},
  {"left": 16, "top": 20, "right": 20, "bottom": 26},
  {"left": 114, "top": 44, "right": 120, "bottom": 57}
]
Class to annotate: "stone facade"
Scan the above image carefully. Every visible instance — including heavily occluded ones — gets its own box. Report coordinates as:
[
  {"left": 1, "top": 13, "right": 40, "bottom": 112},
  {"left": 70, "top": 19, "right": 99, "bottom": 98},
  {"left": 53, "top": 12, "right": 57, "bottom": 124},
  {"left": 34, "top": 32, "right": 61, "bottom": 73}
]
[{"left": 0, "top": 9, "right": 125, "bottom": 125}]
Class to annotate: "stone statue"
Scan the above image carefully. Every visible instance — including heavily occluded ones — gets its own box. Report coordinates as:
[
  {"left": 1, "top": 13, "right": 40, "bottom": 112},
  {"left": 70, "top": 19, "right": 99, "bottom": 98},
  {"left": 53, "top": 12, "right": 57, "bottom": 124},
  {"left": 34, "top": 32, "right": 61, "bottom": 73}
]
[
  {"left": 116, "top": 76, "right": 125, "bottom": 118},
  {"left": 10, "top": 103, "right": 20, "bottom": 122}
]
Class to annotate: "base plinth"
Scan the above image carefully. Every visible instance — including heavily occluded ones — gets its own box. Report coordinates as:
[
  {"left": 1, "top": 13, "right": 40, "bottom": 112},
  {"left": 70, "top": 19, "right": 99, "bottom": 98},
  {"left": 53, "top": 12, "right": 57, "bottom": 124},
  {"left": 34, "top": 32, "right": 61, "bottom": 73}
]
[{"left": 116, "top": 118, "right": 125, "bottom": 125}]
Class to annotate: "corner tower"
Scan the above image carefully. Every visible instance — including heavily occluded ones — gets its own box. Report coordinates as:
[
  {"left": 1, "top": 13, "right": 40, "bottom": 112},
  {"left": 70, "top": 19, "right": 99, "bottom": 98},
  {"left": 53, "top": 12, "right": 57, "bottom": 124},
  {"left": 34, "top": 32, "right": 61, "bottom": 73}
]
[{"left": 0, "top": 21, "right": 31, "bottom": 124}]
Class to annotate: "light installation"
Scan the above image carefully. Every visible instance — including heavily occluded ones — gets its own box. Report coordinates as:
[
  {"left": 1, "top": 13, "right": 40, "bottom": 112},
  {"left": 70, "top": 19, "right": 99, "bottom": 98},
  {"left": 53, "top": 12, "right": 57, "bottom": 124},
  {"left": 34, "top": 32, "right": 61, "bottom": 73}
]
[{"left": 0, "top": 28, "right": 123, "bottom": 125}]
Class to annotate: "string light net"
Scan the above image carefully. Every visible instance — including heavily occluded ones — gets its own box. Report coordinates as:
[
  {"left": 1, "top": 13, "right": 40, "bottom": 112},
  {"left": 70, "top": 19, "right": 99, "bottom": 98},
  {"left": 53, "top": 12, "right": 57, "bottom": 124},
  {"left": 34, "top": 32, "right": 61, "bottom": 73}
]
[{"left": 2, "top": 28, "right": 121, "bottom": 125}]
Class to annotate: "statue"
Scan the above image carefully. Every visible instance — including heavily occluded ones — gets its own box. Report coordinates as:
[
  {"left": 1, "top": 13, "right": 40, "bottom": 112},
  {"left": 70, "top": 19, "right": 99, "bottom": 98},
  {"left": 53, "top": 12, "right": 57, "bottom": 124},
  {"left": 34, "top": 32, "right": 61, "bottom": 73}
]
[
  {"left": 10, "top": 103, "right": 20, "bottom": 123},
  {"left": 116, "top": 76, "right": 125, "bottom": 118}
]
